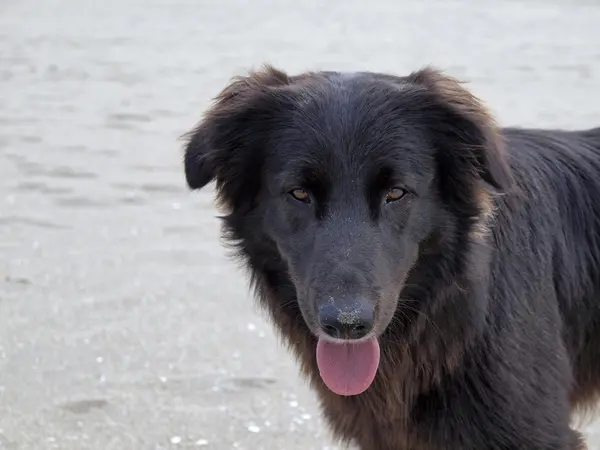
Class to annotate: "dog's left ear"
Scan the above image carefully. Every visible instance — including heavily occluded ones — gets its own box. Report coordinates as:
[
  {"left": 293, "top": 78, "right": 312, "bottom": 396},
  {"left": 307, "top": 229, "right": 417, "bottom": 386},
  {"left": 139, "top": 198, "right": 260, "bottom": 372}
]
[
  {"left": 182, "top": 65, "right": 291, "bottom": 191},
  {"left": 407, "top": 67, "right": 513, "bottom": 192}
]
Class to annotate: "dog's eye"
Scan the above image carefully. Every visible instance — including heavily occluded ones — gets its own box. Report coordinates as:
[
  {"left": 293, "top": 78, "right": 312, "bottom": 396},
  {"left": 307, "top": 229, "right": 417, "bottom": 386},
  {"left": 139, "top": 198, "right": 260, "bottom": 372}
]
[
  {"left": 385, "top": 188, "right": 407, "bottom": 203},
  {"left": 289, "top": 188, "right": 311, "bottom": 203}
]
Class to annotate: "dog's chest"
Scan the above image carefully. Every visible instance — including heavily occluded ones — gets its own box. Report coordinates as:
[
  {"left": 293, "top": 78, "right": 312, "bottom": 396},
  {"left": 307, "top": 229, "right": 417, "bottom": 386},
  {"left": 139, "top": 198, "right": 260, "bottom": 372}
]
[{"left": 314, "top": 380, "right": 432, "bottom": 450}]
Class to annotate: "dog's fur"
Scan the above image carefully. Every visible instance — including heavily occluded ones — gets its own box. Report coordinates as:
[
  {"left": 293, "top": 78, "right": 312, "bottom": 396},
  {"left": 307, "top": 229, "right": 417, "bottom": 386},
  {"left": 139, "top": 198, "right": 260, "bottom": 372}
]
[{"left": 183, "top": 65, "right": 600, "bottom": 449}]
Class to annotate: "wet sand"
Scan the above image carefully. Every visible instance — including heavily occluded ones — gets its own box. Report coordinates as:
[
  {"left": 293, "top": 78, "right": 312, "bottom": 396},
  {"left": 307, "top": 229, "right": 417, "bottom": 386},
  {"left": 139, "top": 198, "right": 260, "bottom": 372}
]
[{"left": 1, "top": 0, "right": 600, "bottom": 448}]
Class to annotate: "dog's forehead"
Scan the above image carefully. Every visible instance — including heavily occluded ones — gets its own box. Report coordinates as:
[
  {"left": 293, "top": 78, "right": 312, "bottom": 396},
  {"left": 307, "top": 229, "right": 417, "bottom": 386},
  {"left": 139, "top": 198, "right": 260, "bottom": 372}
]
[
  {"left": 269, "top": 134, "right": 431, "bottom": 189},
  {"left": 270, "top": 75, "right": 431, "bottom": 177},
  {"left": 290, "top": 72, "right": 419, "bottom": 139}
]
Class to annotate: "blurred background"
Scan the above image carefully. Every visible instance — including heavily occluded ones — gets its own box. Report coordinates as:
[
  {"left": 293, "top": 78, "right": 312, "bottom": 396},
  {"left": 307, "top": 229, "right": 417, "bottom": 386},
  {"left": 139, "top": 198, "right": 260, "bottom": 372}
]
[{"left": 1, "top": 0, "right": 599, "bottom": 449}]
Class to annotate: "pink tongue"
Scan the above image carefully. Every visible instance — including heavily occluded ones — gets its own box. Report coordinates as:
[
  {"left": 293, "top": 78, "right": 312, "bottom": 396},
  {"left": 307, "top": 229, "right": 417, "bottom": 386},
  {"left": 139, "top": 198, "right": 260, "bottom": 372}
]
[{"left": 316, "top": 338, "right": 380, "bottom": 396}]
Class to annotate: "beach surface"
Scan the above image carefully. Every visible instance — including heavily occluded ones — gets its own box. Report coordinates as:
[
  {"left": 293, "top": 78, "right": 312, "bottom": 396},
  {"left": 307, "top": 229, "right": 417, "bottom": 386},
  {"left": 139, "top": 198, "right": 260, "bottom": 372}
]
[{"left": 1, "top": 0, "right": 600, "bottom": 448}]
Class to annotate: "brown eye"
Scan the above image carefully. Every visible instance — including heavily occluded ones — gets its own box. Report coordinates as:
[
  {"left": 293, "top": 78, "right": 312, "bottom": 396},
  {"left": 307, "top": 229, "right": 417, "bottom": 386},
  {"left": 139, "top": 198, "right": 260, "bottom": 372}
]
[
  {"left": 385, "top": 187, "right": 407, "bottom": 203},
  {"left": 289, "top": 188, "right": 311, "bottom": 203}
]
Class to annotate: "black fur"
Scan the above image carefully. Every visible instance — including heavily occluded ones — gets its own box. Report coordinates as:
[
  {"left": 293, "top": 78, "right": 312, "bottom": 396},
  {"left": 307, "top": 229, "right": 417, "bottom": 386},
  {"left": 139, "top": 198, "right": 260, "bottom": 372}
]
[{"left": 183, "top": 65, "right": 599, "bottom": 449}]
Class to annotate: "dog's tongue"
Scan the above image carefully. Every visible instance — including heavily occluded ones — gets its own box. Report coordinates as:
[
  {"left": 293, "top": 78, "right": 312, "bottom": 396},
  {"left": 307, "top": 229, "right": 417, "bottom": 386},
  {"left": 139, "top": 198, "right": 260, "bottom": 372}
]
[{"left": 316, "top": 338, "right": 380, "bottom": 396}]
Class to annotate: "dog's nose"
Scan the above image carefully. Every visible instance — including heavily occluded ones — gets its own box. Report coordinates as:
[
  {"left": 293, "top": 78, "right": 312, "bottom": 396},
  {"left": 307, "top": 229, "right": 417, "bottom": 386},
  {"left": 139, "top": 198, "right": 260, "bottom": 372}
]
[{"left": 317, "top": 302, "right": 374, "bottom": 340}]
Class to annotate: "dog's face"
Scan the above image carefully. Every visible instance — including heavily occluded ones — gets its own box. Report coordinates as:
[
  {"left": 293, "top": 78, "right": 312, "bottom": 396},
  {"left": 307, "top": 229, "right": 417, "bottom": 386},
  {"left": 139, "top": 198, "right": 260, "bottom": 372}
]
[
  {"left": 184, "top": 66, "right": 512, "bottom": 347},
  {"left": 256, "top": 84, "right": 442, "bottom": 341}
]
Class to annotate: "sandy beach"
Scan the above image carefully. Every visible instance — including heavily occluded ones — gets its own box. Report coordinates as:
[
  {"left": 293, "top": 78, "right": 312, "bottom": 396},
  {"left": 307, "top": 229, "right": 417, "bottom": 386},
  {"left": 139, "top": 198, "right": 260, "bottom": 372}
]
[{"left": 1, "top": 0, "right": 600, "bottom": 448}]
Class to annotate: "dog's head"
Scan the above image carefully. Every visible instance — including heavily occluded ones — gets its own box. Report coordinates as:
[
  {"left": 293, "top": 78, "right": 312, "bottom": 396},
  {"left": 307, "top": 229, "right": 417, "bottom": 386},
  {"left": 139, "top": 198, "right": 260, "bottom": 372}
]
[{"left": 184, "top": 66, "right": 512, "bottom": 395}]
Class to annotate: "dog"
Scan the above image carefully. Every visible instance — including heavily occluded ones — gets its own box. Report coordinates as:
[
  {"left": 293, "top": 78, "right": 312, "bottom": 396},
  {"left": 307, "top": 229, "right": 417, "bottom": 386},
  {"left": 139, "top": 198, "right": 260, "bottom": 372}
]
[{"left": 183, "top": 65, "right": 600, "bottom": 449}]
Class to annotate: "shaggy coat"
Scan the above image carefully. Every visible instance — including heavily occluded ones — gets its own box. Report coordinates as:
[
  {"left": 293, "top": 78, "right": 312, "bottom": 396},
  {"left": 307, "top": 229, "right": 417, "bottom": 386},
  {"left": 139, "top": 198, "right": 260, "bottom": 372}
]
[{"left": 183, "top": 65, "right": 600, "bottom": 449}]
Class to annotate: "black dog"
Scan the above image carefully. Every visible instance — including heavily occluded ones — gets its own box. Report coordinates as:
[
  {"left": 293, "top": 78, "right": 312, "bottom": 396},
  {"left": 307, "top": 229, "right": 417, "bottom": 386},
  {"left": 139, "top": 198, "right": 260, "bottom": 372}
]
[{"left": 183, "top": 65, "right": 600, "bottom": 449}]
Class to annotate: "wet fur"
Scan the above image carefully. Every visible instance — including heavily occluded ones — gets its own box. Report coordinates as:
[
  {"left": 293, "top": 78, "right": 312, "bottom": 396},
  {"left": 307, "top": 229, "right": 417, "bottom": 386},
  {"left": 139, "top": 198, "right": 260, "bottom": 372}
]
[{"left": 183, "top": 65, "right": 600, "bottom": 449}]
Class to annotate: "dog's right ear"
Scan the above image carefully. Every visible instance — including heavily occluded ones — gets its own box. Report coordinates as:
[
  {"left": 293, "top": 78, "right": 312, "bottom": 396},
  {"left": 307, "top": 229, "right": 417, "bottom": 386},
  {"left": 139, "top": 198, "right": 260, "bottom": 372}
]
[
  {"left": 182, "top": 65, "right": 291, "bottom": 191},
  {"left": 183, "top": 122, "right": 217, "bottom": 190}
]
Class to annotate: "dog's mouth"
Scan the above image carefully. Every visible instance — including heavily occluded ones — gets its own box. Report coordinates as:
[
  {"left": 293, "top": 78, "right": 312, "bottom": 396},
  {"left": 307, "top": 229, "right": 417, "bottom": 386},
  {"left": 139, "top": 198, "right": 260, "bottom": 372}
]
[
  {"left": 315, "top": 336, "right": 381, "bottom": 396},
  {"left": 297, "top": 288, "right": 395, "bottom": 396}
]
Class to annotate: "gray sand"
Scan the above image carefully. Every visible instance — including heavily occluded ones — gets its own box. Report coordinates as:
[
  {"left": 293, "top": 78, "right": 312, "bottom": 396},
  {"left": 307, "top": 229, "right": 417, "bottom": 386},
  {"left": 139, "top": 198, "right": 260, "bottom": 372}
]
[{"left": 1, "top": 0, "right": 600, "bottom": 448}]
